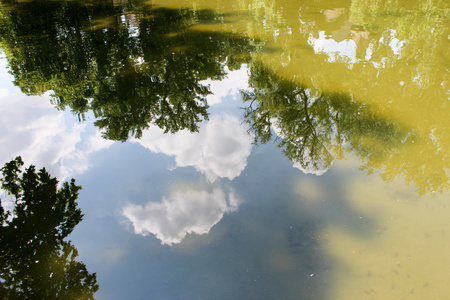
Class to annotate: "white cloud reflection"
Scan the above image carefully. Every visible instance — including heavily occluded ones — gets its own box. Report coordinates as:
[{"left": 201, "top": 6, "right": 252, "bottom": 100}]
[
  {"left": 309, "top": 31, "right": 358, "bottom": 64},
  {"left": 134, "top": 114, "right": 253, "bottom": 182},
  {"left": 123, "top": 188, "right": 240, "bottom": 245},
  {"left": 201, "top": 65, "right": 249, "bottom": 105},
  {"left": 293, "top": 161, "right": 331, "bottom": 176},
  {"left": 0, "top": 90, "right": 114, "bottom": 181}
]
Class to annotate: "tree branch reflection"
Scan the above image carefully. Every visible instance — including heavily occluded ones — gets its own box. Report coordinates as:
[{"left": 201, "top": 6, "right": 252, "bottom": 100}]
[
  {"left": 243, "top": 62, "right": 448, "bottom": 194},
  {"left": 0, "top": 0, "right": 257, "bottom": 141}
]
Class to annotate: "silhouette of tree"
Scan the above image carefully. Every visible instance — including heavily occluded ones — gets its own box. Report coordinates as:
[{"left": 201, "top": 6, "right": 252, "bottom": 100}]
[{"left": 0, "top": 157, "right": 98, "bottom": 299}]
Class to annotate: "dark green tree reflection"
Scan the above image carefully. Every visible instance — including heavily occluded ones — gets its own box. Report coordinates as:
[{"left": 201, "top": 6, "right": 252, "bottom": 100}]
[
  {"left": 0, "top": 0, "right": 256, "bottom": 141},
  {"left": 0, "top": 157, "right": 98, "bottom": 299},
  {"left": 243, "top": 62, "right": 406, "bottom": 173},
  {"left": 242, "top": 62, "right": 447, "bottom": 194}
]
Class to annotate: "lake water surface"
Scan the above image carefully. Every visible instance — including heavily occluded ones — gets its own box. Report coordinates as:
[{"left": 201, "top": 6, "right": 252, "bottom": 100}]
[{"left": 0, "top": 0, "right": 449, "bottom": 299}]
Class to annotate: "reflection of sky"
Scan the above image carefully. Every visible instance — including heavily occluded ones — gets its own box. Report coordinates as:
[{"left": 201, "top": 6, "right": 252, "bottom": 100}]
[
  {"left": 0, "top": 58, "right": 114, "bottom": 181},
  {"left": 68, "top": 135, "right": 379, "bottom": 300},
  {"left": 0, "top": 55, "right": 379, "bottom": 300},
  {"left": 201, "top": 65, "right": 249, "bottom": 105},
  {"left": 292, "top": 160, "right": 331, "bottom": 176},
  {"left": 123, "top": 188, "right": 240, "bottom": 245},
  {"left": 309, "top": 29, "right": 405, "bottom": 67},
  {"left": 122, "top": 70, "right": 253, "bottom": 245},
  {"left": 133, "top": 114, "right": 253, "bottom": 182},
  {"left": 0, "top": 1, "right": 448, "bottom": 297},
  {"left": 3, "top": 51, "right": 444, "bottom": 300},
  {"left": 309, "top": 31, "right": 358, "bottom": 64}
]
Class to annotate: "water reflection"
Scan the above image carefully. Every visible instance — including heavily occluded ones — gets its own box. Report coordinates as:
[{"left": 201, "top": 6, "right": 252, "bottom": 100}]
[
  {"left": 0, "top": 0, "right": 257, "bottom": 141},
  {"left": 0, "top": 0, "right": 449, "bottom": 299},
  {"left": 0, "top": 157, "right": 98, "bottom": 299},
  {"left": 243, "top": 0, "right": 449, "bottom": 171},
  {"left": 124, "top": 187, "right": 240, "bottom": 245},
  {"left": 0, "top": 88, "right": 113, "bottom": 181},
  {"left": 1, "top": 0, "right": 447, "bottom": 193},
  {"left": 236, "top": 0, "right": 449, "bottom": 194},
  {"left": 242, "top": 62, "right": 448, "bottom": 194},
  {"left": 134, "top": 113, "right": 253, "bottom": 181}
]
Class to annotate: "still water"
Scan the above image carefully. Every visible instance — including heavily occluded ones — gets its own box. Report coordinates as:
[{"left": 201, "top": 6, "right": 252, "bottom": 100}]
[{"left": 0, "top": 0, "right": 449, "bottom": 299}]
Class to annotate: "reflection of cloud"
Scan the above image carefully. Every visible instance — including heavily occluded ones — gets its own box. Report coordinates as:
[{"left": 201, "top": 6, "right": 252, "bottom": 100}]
[
  {"left": 85, "top": 130, "right": 116, "bottom": 153},
  {"left": 309, "top": 31, "right": 358, "bottom": 64},
  {"left": 0, "top": 91, "right": 113, "bottom": 181},
  {"left": 0, "top": 88, "right": 8, "bottom": 98},
  {"left": 123, "top": 188, "right": 240, "bottom": 245},
  {"left": 201, "top": 65, "right": 249, "bottom": 105},
  {"left": 383, "top": 29, "right": 405, "bottom": 55},
  {"left": 134, "top": 114, "right": 253, "bottom": 182},
  {"left": 293, "top": 161, "right": 331, "bottom": 176},
  {"left": 309, "top": 28, "right": 405, "bottom": 67}
]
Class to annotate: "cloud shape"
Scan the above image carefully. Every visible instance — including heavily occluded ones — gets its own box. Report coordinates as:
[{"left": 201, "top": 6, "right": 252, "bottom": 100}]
[
  {"left": 293, "top": 161, "right": 331, "bottom": 176},
  {"left": 0, "top": 91, "right": 114, "bottom": 181},
  {"left": 201, "top": 65, "right": 249, "bottom": 105},
  {"left": 123, "top": 188, "right": 240, "bottom": 245},
  {"left": 309, "top": 30, "right": 358, "bottom": 64},
  {"left": 134, "top": 114, "right": 253, "bottom": 182}
]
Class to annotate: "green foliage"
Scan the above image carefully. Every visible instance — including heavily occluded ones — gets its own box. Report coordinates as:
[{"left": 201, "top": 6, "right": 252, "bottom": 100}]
[
  {"left": 0, "top": 157, "right": 98, "bottom": 299},
  {"left": 243, "top": 62, "right": 411, "bottom": 175},
  {"left": 0, "top": 0, "right": 256, "bottom": 141}
]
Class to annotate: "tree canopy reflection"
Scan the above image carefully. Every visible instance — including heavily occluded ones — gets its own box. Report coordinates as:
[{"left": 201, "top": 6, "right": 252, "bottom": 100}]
[
  {"left": 0, "top": 0, "right": 448, "bottom": 194},
  {"left": 0, "top": 0, "right": 256, "bottom": 141},
  {"left": 243, "top": 62, "right": 448, "bottom": 194},
  {"left": 0, "top": 157, "right": 98, "bottom": 299}
]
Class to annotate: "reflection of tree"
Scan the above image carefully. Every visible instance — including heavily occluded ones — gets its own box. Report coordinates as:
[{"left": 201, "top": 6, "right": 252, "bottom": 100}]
[
  {"left": 231, "top": 0, "right": 449, "bottom": 194},
  {"left": 244, "top": 0, "right": 449, "bottom": 122},
  {"left": 349, "top": 0, "right": 449, "bottom": 88},
  {"left": 0, "top": 0, "right": 256, "bottom": 141},
  {"left": 243, "top": 63, "right": 448, "bottom": 193},
  {"left": 0, "top": 157, "right": 98, "bottom": 299}
]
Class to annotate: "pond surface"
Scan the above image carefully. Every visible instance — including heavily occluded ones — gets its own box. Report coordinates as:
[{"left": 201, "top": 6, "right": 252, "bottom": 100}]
[{"left": 0, "top": 0, "right": 449, "bottom": 299}]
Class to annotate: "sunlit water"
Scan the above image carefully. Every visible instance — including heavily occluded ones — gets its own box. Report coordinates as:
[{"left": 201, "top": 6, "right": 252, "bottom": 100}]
[{"left": 0, "top": 0, "right": 449, "bottom": 299}]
